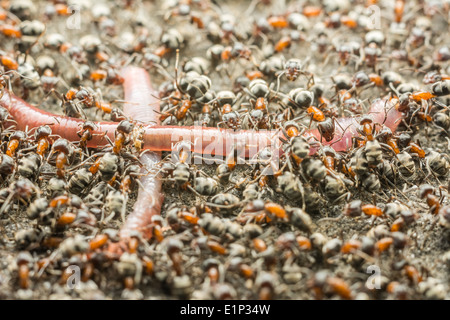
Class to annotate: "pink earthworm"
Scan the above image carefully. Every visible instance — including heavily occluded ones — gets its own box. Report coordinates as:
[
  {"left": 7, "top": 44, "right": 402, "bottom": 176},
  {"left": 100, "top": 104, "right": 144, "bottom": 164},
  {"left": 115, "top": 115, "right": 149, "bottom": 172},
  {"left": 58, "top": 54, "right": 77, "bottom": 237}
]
[
  {"left": 0, "top": 90, "right": 279, "bottom": 155},
  {"left": 0, "top": 90, "right": 401, "bottom": 156},
  {"left": 0, "top": 91, "right": 117, "bottom": 144},
  {"left": 119, "top": 66, "right": 163, "bottom": 240}
]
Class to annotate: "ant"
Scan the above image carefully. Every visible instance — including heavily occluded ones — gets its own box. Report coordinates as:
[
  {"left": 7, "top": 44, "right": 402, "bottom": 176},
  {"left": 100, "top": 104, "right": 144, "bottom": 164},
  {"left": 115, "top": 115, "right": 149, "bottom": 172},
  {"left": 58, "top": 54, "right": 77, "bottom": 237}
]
[{"left": 154, "top": 50, "right": 213, "bottom": 125}]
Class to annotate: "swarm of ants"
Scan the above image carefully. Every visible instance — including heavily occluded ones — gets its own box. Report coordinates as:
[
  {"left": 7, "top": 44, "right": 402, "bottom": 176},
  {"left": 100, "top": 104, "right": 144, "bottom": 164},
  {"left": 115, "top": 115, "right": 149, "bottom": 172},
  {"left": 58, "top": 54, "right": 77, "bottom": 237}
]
[{"left": 0, "top": 0, "right": 449, "bottom": 300}]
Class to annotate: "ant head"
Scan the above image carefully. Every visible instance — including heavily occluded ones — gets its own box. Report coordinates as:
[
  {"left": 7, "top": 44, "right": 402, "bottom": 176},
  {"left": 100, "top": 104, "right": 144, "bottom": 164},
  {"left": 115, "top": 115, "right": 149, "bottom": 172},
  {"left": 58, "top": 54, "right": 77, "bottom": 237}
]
[
  {"left": 117, "top": 120, "right": 134, "bottom": 134},
  {"left": 82, "top": 121, "right": 97, "bottom": 131},
  {"left": 359, "top": 114, "right": 374, "bottom": 125}
]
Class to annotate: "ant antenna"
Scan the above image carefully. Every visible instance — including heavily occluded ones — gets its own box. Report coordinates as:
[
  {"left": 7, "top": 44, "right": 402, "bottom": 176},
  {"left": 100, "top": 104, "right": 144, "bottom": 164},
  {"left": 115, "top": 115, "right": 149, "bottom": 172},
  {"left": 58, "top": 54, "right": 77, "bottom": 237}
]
[{"left": 174, "top": 48, "right": 184, "bottom": 94}]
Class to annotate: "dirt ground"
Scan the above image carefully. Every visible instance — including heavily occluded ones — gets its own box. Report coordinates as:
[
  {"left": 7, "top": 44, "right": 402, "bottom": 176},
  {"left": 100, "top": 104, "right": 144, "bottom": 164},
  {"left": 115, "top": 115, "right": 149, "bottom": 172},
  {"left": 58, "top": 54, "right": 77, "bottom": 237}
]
[{"left": 0, "top": 0, "right": 449, "bottom": 300}]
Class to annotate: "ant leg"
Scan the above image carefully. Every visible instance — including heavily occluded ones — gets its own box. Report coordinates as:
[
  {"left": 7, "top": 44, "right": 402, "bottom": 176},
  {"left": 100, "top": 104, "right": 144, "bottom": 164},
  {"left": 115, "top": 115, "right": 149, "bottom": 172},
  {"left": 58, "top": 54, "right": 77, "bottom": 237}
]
[
  {"left": 321, "top": 51, "right": 336, "bottom": 69},
  {"left": 186, "top": 184, "right": 205, "bottom": 199},
  {"left": 307, "top": 114, "right": 313, "bottom": 130},
  {"left": 186, "top": 110, "right": 196, "bottom": 123},
  {"left": 425, "top": 158, "right": 442, "bottom": 185},
  {"left": 379, "top": 142, "right": 398, "bottom": 157},
  {"left": 174, "top": 49, "right": 186, "bottom": 94},
  {"left": 317, "top": 214, "right": 343, "bottom": 224},
  {"left": 103, "top": 210, "right": 116, "bottom": 224},
  {"left": 17, "top": 145, "right": 38, "bottom": 155},
  {"left": 332, "top": 191, "right": 351, "bottom": 205},
  {"left": 422, "top": 99, "right": 432, "bottom": 142},
  {"left": 297, "top": 178, "right": 306, "bottom": 211},
  {"left": 37, "top": 88, "right": 64, "bottom": 110},
  {"left": 121, "top": 194, "right": 128, "bottom": 223},
  {"left": 379, "top": 98, "right": 394, "bottom": 126},
  {"left": 273, "top": 71, "right": 286, "bottom": 101},
  {"left": 330, "top": 123, "right": 353, "bottom": 147},
  {"left": 0, "top": 192, "right": 14, "bottom": 216}
]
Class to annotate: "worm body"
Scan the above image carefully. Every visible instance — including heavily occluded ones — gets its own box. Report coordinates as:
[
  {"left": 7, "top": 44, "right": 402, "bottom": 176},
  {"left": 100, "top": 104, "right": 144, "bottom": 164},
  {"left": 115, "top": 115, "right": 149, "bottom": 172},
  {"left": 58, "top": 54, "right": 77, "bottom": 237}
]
[
  {"left": 0, "top": 91, "right": 276, "bottom": 154},
  {"left": 142, "top": 98, "right": 401, "bottom": 155},
  {"left": 0, "top": 92, "right": 116, "bottom": 145},
  {"left": 0, "top": 88, "right": 401, "bottom": 156},
  {"left": 119, "top": 67, "right": 163, "bottom": 240}
]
